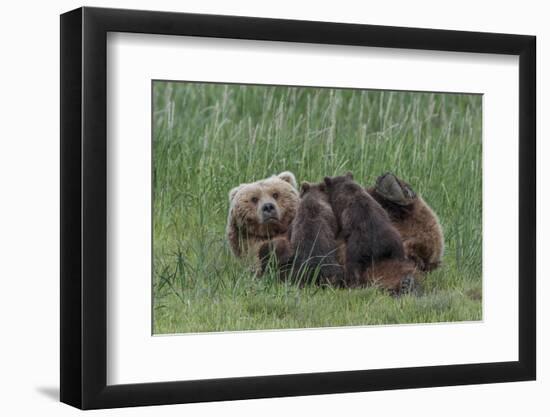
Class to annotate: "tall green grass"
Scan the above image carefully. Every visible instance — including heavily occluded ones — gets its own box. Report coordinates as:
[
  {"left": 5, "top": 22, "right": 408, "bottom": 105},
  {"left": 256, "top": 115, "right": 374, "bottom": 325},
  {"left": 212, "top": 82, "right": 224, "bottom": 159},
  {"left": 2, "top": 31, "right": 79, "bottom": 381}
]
[{"left": 152, "top": 82, "right": 482, "bottom": 334}]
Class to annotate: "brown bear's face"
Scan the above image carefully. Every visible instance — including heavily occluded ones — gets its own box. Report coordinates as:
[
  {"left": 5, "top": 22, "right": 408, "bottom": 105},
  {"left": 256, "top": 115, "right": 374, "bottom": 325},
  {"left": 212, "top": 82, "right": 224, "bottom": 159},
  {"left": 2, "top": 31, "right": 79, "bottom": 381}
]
[{"left": 229, "top": 172, "right": 299, "bottom": 238}]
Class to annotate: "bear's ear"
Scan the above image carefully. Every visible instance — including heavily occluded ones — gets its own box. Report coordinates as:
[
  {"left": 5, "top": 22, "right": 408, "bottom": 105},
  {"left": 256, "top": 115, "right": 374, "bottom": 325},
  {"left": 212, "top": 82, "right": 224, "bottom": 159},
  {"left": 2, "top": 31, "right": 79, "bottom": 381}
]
[
  {"left": 277, "top": 171, "right": 297, "bottom": 189},
  {"left": 300, "top": 182, "right": 310, "bottom": 195},
  {"left": 324, "top": 176, "right": 332, "bottom": 187},
  {"left": 228, "top": 186, "right": 242, "bottom": 202},
  {"left": 345, "top": 171, "right": 354, "bottom": 180}
]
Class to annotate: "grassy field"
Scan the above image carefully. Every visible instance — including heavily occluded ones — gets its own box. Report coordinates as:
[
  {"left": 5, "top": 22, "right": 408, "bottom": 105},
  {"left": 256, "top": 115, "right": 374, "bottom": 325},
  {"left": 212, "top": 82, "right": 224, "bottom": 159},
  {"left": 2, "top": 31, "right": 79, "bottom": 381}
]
[{"left": 152, "top": 81, "right": 482, "bottom": 334}]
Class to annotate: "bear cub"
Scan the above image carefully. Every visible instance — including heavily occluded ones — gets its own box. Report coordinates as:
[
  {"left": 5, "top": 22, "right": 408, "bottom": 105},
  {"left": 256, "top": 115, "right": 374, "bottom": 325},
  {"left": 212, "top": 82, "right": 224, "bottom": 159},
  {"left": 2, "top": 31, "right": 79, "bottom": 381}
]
[
  {"left": 289, "top": 181, "right": 343, "bottom": 285},
  {"left": 368, "top": 172, "right": 444, "bottom": 272},
  {"left": 259, "top": 181, "right": 343, "bottom": 286},
  {"left": 324, "top": 172, "right": 406, "bottom": 286}
]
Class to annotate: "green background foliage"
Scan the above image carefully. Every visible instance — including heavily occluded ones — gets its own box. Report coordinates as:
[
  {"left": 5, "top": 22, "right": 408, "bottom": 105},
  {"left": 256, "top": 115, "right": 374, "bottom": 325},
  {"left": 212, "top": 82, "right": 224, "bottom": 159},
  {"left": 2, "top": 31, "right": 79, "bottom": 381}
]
[{"left": 152, "top": 81, "right": 482, "bottom": 334}]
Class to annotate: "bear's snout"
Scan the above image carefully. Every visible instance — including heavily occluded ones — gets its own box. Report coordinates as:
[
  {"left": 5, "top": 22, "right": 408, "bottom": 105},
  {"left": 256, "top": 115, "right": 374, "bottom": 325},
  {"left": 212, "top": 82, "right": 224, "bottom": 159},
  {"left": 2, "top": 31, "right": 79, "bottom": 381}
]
[
  {"left": 262, "top": 202, "right": 275, "bottom": 213},
  {"left": 260, "top": 201, "right": 279, "bottom": 223}
]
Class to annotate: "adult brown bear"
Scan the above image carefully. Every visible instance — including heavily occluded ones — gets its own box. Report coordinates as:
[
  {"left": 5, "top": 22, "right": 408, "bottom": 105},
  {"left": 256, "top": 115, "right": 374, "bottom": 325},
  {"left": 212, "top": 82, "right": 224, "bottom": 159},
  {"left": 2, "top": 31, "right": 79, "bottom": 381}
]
[{"left": 226, "top": 171, "right": 299, "bottom": 269}]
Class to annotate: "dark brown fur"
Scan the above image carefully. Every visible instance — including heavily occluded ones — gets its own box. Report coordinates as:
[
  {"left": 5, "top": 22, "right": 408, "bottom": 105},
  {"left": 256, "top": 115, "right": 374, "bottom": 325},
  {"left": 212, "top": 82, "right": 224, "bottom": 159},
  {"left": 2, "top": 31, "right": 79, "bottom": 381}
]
[
  {"left": 334, "top": 242, "right": 418, "bottom": 294},
  {"left": 258, "top": 236, "right": 294, "bottom": 274},
  {"left": 259, "top": 182, "right": 343, "bottom": 286},
  {"left": 367, "top": 173, "right": 444, "bottom": 272},
  {"left": 289, "top": 182, "right": 343, "bottom": 285},
  {"left": 364, "top": 258, "right": 418, "bottom": 295},
  {"left": 324, "top": 173, "right": 406, "bottom": 286}
]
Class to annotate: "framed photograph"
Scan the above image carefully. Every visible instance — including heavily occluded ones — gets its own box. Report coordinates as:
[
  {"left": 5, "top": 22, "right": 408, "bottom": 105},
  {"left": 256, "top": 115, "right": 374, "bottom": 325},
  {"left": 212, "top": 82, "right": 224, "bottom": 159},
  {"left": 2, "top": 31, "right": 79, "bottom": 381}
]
[{"left": 60, "top": 6, "right": 536, "bottom": 409}]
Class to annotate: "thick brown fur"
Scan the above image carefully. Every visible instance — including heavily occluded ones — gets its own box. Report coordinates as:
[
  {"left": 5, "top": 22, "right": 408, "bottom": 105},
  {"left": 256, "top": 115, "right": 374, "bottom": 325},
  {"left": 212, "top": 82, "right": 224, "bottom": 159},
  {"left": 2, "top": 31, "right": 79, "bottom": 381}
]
[
  {"left": 367, "top": 172, "right": 444, "bottom": 272},
  {"left": 334, "top": 240, "right": 418, "bottom": 294},
  {"left": 363, "top": 258, "right": 418, "bottom": 294},
  {"left": 226, "top": 171, "right": 299, "bottom": 269},
  {"left": 324, "top": 172, "right": 406, "bottom": 287},
  {"left": 258, "top": 236, "right": 294, "bottom": 276},
  {"left": 259, "top": 182, "right": 343, "bottom": 286},
  {"left": 229, "top": 171, "right": 440, "bottom": 295},
  {"left": 289, "top": 182, "right": 343, "bottom": 285}
]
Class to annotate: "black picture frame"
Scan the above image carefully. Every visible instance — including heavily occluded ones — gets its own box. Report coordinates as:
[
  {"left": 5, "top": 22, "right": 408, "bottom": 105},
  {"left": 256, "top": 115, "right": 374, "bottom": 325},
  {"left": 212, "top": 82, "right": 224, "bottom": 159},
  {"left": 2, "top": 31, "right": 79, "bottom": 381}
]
[{"left": 60, "top": 6, "right": 536, "bottom": 410}]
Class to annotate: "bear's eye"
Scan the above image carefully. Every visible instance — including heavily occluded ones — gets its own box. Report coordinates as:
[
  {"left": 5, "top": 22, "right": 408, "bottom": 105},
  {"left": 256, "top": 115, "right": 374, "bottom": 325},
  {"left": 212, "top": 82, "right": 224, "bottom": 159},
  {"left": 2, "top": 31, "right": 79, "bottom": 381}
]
[
  {"left": 272, "top": 192, "right": 279, "bottom": 200},
  {"left": 251, "top": 197, "right": 259, "bottom": 204}
]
